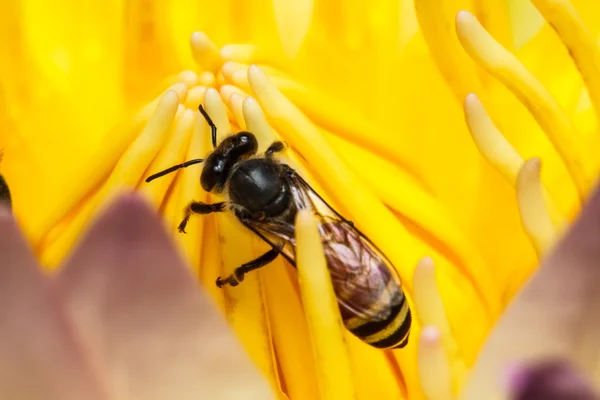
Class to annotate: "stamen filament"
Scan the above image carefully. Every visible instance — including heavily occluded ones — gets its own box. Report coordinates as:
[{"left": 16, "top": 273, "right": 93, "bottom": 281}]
[
  {"left": 295, "top": 210, "right": 356, "bottom": 400},
  {"left": 414, "top": 258, "right": 467, "bottom": 395},
  {"left": 463, "top": 93, "right": 568, "bottom": 229},
  {"left": 516, "top": 158, "right": 557, "bottom": 256},
  {"left": 189, "top": 32, "right": 222, "bottom": 72},
  {"left": 456, "top": 10, "right": 591, "bottom": 199}
]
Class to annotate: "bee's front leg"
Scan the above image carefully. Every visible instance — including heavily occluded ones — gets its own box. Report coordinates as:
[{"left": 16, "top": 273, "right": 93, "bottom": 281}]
[{"left": 178, "top": 200, "right": 227, "bottom": 234}]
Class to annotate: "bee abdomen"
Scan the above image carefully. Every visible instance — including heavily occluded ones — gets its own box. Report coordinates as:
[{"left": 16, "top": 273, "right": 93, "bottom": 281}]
[{"left": 343, "top": 295, "right": 412, "bottom": 349}]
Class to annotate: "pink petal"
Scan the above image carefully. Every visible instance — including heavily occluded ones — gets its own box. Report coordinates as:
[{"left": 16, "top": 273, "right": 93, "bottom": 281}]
[
  {"left": 56, "top": 194, "right": 274, "bottom": 400},
  {"left": 0, "top": 206, "right": 106, "bottom": 400},
  {"left": 461, "top": 183, "right": 600, "bottom": 399}
]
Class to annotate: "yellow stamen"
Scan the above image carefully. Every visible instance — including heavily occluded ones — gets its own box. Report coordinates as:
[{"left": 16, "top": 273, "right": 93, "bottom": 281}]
[
  {"left": 516, "top": 158, "right": 557, "bottom": 256},
  {"left": 295, "top": 210, "right": 356, "bottom": 400},
  {"left": 168, "top": 112, "right": 209, "bottom": 275},
  {"left": 183, "top": 86, "right": 206, "bottom": 110},
  {"left": 531, "top": 0, "right": 600, "bottom": 123},
  {"left": 198, "top": 71, "right": 217, "bottom": 87},
  {"left": 159, "top": 70, "right": 199, "bottom": 92},
  {"left": 198, "top": 215, "right": 226, "bottom": 313},
  {"left": 413, "top": 257, "right": 467, "bottom": 395},
  {"left": 140, "top": 108, "right": 195, "bottom": 209},
  {"left": 134, "top": 82, "right": 189, "bottom": 127},
  {"left": 242, "top": 96, "right": 283, "bottom": 153},
  {"left": 456, "top": 10, "right": 591, "bottom": 199},
  {"left": 203, "top": 90, "right": 282, "bottom": 395},
  {"left": 40, "top": 89, "right": 181, "bottom": 267},
  {"left": 261, "top": 258, "right": 321, "bottom": 400},
  {"left": 413, "top": 0, "right": 484, "bottom": 101},
  {"left": 463, "top": 93, "right": 568, "bottom": 229},
  {"left": 418, "top": 327, "right": 453, "bottom": 400},
  {"left": 226, "top": 93, "right": 246, "bottom": 130},
  {"left": 189, "top": 31, "right": 222, "bottom": 72}
]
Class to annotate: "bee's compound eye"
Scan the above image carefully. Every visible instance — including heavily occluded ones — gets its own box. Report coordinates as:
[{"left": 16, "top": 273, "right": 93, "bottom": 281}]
[{"left": 236, "top": 132, "right": 258, "bottom": 156}]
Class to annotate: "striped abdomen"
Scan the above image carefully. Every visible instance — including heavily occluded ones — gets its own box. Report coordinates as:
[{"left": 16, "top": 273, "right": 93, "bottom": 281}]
[{"left": 319, "top": 221, "right": 411, "bottom": 349}]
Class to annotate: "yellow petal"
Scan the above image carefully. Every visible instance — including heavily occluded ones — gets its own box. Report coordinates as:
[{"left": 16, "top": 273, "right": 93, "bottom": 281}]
[{"left": 295, "top": 210, "right": 356, "bottom": 400}]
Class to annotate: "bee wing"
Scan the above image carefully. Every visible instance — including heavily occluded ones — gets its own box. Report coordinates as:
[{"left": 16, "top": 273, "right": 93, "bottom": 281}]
[
  {"left": 283, "top": 166, "right": 406, "bottom": 323},
  {"left": 237, "top": 217, "right": 298, "bottom": 265}
]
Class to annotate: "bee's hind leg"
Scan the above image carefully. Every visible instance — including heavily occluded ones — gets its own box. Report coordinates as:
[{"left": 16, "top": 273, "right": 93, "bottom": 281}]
[{"left": 216, "top": 248, "right": 280, "bottom": 288}]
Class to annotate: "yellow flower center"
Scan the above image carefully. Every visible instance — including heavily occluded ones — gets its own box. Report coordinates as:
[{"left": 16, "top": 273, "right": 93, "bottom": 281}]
[{"left": 25, "top": 0, "right": 600, "bottom": 397}]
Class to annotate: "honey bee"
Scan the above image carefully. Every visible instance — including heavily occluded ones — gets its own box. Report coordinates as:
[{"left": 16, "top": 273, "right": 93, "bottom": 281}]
[{"left": 146, "top": 106, "right": 411, "bottom": 349}]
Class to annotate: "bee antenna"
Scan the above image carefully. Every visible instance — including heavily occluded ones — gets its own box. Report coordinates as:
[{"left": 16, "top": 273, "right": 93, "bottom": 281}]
[
  {"left": 198, "top": 105, "right": 218, "bottom": 148},
  {"left": 145, "top": 159, "right": 204, "bottom": 183}
]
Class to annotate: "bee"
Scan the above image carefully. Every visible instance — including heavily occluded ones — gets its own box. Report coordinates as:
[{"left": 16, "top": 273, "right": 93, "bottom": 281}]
[
  {"left": 0, "top": 150, "right": 12, "bottom": 209},
  {"left": 146, "top": 106, "right": 412, "bottom": 349}
]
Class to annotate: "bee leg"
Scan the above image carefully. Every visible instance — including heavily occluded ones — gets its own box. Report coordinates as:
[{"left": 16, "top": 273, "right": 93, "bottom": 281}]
[
  {"left": 265, "top": 141, "right": 286, "bottom": 157},
  {"left": 0, "top": 175, "right": 11, "bottom": 210},
  {"left": 178, "top": 200, "right": 227, "bottom": 234},
  {"left": 216, "top": 248, "right": 279, "bottom": 288}
]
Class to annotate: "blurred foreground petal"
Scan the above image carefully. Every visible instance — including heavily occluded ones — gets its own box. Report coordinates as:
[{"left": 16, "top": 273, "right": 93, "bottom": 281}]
[
  {"left": 57, "top": 193, "right": 275, "bottom": 400},
  {"left": 0, "top": 206, "right": 106, "bottom": 400},
  {"left": 461, "top": 182, "right": 600, "bottom": 400}
]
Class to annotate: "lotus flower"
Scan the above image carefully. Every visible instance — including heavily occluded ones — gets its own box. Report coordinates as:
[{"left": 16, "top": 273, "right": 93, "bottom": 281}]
[{"left": 2, "top": 0, "right": 600, "bottom": 399}]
